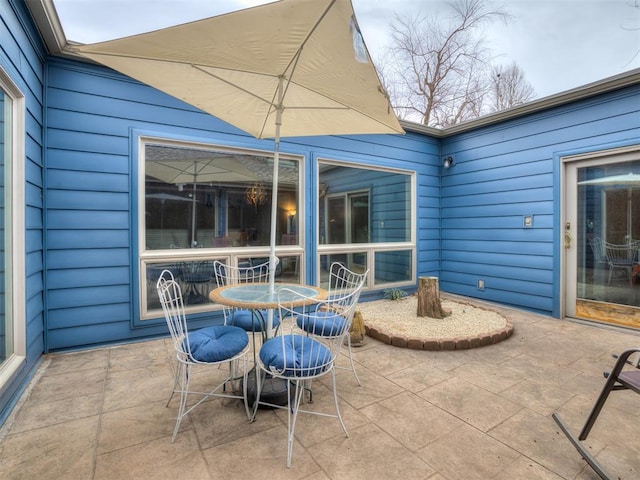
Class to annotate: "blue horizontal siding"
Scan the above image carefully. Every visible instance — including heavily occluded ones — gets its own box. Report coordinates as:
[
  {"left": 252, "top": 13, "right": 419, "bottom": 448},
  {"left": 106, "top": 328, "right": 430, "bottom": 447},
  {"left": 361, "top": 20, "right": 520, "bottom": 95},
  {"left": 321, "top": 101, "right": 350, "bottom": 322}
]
[
  {"left": 43, "top": 58, "right": 440, "bottom": 352},
  {"left": 440, "top": 84, "right": 640, "bottom": 315},
  {"left": 0, "top": 0, "right": 46, "bottom": 425},
  {"left": 47, "top": 229, "right": 130, "bottom": 249}
]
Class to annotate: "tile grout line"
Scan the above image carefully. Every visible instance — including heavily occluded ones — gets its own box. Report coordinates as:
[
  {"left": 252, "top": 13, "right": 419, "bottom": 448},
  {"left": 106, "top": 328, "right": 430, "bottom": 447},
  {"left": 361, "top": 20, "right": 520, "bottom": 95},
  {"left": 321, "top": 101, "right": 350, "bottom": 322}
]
[{"left": 89, "top": 347, "right": 111, "bottom": 480}]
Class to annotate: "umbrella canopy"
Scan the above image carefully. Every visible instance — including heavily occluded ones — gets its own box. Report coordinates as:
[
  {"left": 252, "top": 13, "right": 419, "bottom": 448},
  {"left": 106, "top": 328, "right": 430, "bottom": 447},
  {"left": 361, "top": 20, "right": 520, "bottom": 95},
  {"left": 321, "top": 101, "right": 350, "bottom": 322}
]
[
  {"left": 70, "top": 0, "right": 402, "bottom": 139},
  {"left": 578, "top": 172, "right": 640, "bottom": 186},
  {"left": 71, "top": 0, "right": 404, "bottom": 328}
]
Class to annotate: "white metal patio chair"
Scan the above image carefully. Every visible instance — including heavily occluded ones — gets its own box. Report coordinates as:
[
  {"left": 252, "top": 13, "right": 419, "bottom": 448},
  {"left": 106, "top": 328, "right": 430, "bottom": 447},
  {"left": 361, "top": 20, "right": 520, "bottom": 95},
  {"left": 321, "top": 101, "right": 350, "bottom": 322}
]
[
  {"left": 253, "top": 282, "right": 364, "bottom": 467},
  {"left": 296, "top": 262, "right": 368, "bottom": 385},
  {"left": 156, "top": 270, "right": 251, "bottom": 442},
  {"left": 212, "top": 258, "right": 281, "bottom": 344}
]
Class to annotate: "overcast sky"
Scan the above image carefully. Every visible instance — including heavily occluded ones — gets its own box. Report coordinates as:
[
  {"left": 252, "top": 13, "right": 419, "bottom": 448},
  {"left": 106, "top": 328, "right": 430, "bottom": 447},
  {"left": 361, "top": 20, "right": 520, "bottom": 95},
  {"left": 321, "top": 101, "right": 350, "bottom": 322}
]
[{"left": 53, "top": 0, "right": 640, "bottom": 99}]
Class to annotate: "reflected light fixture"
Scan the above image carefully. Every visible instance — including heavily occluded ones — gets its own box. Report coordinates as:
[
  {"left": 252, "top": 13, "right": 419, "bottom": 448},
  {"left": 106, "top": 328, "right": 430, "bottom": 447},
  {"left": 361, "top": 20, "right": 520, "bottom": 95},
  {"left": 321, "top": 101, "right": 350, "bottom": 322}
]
[
  {"left": 245, "top": 182, "right": 267, "bottom": 211},
  {"left": 443, "top": 156, "right": 455, "bottom": 169}
]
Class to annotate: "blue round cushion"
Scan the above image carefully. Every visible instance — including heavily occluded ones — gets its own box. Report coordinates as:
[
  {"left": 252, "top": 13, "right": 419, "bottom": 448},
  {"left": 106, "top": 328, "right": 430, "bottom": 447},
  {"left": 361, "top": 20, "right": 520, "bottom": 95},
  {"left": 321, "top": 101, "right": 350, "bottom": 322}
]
[
  {"left": 185, "top": 325, "right": 248, "bottom": 363},
  {"left": 230, "top": 309, "right": 280, "bottom": 332},
  {"left": 259, "top": 334, "right": 332, "bottom": 377},
  {"left": 297, "top": 311, "right": 347, "bottom": 337}
]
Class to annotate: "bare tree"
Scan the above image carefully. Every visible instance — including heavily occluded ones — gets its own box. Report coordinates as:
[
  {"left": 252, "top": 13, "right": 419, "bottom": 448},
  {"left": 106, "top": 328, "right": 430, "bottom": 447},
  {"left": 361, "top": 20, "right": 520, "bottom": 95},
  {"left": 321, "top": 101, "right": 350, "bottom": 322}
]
[
  {"left": 622, "top": 0, "right": 640, "bottom": 66},
  {"left": 379, "top": 0, "right": 537, "bottom": 127},
  {"left": 489, "top": 62, "right": 535, "bottom": 112}
]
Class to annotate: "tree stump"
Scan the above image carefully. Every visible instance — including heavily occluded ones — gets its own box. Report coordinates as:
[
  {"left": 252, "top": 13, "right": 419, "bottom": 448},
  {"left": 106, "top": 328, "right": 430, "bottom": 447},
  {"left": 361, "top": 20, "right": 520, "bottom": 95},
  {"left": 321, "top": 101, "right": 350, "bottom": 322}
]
[
  {"left": 348, "top": 310, "right": 366, "bottom": 346},
  {"left": 417, "top": 276, "right": 450, "bottom": 319}
]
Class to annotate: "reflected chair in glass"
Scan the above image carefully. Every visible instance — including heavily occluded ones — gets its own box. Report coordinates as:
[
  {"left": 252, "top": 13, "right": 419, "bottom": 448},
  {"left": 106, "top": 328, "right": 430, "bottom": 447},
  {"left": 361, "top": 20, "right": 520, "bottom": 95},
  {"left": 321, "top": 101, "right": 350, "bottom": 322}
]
[
  {"left": 588, "top": 237, "right": 608, "bottom": 269},
  {"left": 254, "top": 283, "right": 364, "bottom": 467},
  {"left": 297, "top": 262, "right": 368, "bottom": 385},
  {"left": 603, "top": 241, "right": 638, "bottom": 285},
  {"left": 212, "top": 258, "right": 280, "bottom": 344},
  {"left": 156, "top": 270, "right": 251, "bottom": 442},
  {"left": 553, "top": 348, "right": 640, "bottom": 480},
  {"left": 179, "top": 260, "right": 215, "bottom": 304}
]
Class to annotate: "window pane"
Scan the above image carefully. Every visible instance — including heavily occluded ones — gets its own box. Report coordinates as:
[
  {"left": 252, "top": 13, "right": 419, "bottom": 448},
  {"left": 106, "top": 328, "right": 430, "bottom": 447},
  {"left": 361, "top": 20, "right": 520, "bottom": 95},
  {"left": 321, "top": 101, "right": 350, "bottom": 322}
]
[
  {"left": 326, "top": 196, "right": 345, "bottom": 244},
  {"left": 319, "top": 253, "right": 369, "bottom": 289},
  {"left": 144, "top": 144, "right": 299, "bottom": 249},
  {"left": 374, "top": 250, "right": 412, "bottom": 284},
  {"left": 0, "top": 91, "right": 10, "bottom": 364},
  {"left": 577, "top": 160, "right": 640, "bottom": 307},
  {"left": 319, "top": 163, "right": 411, "bottom": 245}
]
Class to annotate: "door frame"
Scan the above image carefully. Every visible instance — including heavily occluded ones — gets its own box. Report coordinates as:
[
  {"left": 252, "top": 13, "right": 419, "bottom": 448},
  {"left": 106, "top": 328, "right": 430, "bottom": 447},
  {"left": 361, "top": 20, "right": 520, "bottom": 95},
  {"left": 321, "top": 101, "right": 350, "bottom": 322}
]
[{"left": 561, "top": 144, "right": 640, "bottom": 323}]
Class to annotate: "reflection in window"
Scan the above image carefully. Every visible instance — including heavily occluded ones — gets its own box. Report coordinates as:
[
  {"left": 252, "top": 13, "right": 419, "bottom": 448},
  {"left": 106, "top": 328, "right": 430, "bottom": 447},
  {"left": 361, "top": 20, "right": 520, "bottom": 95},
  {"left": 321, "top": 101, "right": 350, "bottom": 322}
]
[
  {"left": 319, "top": 163, "right": 410, "bottom": 245},
  {"left": 143, "top": 143, "right": 299, "bottom": 250},
  {"left": 145, "top": 255, "right": 302, "bottom": 315},
  {"left": 577, "top": 160, "right": 640, "bottom": 308},
  {"left": 319, "top": 253, "right": 369, "bottom": 289},
  {"left": 375, "top": 250, "right": 412, "bottom": 284}
]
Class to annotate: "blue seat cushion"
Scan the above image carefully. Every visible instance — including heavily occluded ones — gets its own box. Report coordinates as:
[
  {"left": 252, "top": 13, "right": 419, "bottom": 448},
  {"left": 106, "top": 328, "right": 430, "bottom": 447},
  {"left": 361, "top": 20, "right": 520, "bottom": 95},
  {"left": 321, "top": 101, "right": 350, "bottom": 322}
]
[
  {"left": 297, "top": 311, "right": 348, "bottom": 337},
  {"left": 230, "top": 309, "right": 280, "bottom": 332},
  {"left": 259, "top": 334, "right": 332, "bottom": 377},
  {"left": 185, "top": 325, "right": 248, "bottom": 363}
]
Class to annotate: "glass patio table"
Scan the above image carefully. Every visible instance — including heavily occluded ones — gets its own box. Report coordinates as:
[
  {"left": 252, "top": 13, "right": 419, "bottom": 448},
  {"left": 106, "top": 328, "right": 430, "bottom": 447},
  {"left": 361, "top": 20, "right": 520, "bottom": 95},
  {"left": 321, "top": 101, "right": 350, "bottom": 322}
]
[{"left": 209, "top": 282, "right": 326, "bottom": 314}]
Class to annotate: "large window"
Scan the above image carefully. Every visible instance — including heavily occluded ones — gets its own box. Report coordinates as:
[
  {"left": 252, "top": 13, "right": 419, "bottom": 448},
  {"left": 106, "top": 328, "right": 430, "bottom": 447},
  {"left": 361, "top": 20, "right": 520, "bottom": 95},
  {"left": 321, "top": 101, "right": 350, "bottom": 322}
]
[
  {"left": 139, "top": 138, "right": 301, "bottom": 318},
  {"left": 318, "top": 160, "right": 414, "bottom": 289}
]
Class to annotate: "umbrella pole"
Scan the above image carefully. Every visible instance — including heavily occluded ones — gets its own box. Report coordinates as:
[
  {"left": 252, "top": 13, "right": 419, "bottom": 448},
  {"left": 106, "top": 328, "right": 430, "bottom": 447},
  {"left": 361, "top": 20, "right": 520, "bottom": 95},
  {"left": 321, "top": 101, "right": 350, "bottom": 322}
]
[
  {"left": 267, "top": 80, "right": 284, "bottom": 337},
  {"left": 191, "top": 182, "right": 197, "bottom": 247}
]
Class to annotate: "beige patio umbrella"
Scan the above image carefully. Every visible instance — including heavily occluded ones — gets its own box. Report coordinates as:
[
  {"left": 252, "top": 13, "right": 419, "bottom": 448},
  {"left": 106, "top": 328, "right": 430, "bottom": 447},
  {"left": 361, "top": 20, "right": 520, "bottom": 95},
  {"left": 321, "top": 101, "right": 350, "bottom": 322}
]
[{"left": 70, "top": 0, "right": 403, "bottom": 323}]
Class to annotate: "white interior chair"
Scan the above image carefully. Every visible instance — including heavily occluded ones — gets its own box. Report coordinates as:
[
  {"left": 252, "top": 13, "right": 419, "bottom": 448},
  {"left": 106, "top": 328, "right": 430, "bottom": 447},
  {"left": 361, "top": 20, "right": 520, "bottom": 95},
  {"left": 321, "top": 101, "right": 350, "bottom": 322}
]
[
  {"left": 603, "top": 241, "right": 637, "bottom": 285},
  {"left": 254, "top": 282, "right": 364, "bottom": 467},
  {"left": 212, "top": 258, "right": 280, "bottom": 344},
  {"left": 156, "top": 270, "right": 251, "bottom": 442},
  {"left": 297, "top": 262, "right": 368, "bottom": 385}
]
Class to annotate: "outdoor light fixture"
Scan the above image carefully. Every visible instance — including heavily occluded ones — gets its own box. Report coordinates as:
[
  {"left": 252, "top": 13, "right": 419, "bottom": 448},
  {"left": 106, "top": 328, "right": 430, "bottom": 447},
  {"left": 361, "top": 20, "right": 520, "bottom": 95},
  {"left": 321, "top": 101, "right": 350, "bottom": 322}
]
[
  {"left": 443, "top": 156, "right": 455, "bottom": 169},
  {"left": 245, "top": 182, "right": 267, "bottom": 211}
]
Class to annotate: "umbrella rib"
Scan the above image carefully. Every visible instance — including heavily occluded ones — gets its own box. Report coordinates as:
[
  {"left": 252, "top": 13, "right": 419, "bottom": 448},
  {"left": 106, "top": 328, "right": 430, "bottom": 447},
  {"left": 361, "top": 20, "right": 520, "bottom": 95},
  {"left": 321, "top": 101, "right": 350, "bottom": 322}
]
[
  {"left": 258, "top": 0, "right": 337, "bottom": 138},
  {"left": 192, "top": 64, "right": 277, "bottom": 107}
]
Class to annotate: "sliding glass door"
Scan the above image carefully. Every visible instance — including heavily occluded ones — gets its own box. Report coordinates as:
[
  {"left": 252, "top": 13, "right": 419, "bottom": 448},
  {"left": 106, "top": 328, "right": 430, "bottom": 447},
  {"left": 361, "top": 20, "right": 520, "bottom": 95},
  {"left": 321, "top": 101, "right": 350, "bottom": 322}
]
[{"left": 565, "top": 147, "right": 640, "bottom": 329}]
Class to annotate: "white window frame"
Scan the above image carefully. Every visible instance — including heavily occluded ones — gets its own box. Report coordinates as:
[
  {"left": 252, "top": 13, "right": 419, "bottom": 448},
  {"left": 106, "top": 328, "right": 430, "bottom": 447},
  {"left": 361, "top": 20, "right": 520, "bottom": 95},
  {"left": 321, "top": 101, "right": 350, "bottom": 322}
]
[
  {"left": 317, "top": 158, "right": 416, "bottom": 289},
  {"left": 137, "top": 136, "right": 304, "bottom": 320},
  {"left": 0, "top": 67, "right": 26, "bottom": 390}
]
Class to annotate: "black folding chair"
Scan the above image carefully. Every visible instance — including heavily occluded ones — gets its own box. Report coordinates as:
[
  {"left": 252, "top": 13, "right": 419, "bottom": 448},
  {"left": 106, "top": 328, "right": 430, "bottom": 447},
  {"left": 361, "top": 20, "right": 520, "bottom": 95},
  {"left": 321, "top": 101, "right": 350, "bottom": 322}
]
[{"left": 552, "top": 347, "right": 640, "bottom": 480}]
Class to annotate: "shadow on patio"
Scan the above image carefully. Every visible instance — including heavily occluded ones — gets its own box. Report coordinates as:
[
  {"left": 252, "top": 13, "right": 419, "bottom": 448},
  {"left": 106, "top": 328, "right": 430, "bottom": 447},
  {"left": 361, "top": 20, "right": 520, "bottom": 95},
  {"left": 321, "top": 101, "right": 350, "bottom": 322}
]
[{"left": 1, "top": 295, "right": 638, "bottom": 479}]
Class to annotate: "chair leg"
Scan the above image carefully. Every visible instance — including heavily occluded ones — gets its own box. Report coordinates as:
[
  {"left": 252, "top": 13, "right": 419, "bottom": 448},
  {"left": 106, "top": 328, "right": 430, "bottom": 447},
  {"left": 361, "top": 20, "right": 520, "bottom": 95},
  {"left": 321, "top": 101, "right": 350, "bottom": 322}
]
[
  {"left": 552, "top": 413, "right": 611, "bottom": 480},
  {"left": 172, "top": 362, "right": 191, "bottom": 443},
  {"left": 166, "top": 360, "right": 180, "bottom": 407},
  {"left": 239, "top": 355, "right": 251, "bottom": 420},
  {"left": 345, "top": 336, "right": 362, "bottom": 386},
  {"left": 285, "top": 380, "right": 306, "bottom": 468},
  {"left": 330, "top": 368, "right": 349, "bottom": 438},
  {"left": 251, "top": 368, "right": 265, "bottom": 422}
]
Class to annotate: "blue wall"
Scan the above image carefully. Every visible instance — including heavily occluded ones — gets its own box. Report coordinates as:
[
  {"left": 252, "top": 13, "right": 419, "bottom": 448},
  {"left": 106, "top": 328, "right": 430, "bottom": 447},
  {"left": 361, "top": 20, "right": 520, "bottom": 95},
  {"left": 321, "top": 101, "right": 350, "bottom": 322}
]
[
  {"left": 440, "top": 85, "right": 640, "bottom": 315},
  {"left": 44, "top": 58, "right": 440, "bottom": 351},
  {"left": 0, "top": 0, "right": 45, "bottom": 421}
]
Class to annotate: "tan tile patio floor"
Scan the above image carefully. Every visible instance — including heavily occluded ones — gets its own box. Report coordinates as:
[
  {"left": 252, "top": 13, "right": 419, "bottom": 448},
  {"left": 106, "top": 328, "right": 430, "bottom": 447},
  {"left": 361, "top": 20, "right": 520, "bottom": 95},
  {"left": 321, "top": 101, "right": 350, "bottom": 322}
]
[{"left": 1, "top": 295, "right": 639, "bottom": 479}]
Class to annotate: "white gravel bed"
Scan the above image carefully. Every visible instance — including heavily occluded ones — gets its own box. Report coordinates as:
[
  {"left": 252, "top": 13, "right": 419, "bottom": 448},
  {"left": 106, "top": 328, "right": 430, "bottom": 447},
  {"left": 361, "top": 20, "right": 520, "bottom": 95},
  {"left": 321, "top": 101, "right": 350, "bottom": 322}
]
[{"left": 357, "top": 296, "right": 507, "bottom": 338}]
